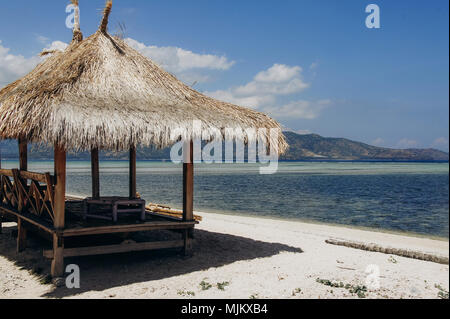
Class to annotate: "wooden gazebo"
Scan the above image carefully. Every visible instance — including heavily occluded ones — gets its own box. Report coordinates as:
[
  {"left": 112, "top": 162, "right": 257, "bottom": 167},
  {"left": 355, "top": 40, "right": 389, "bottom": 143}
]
[{"left": 0, "top": 1, "right": 287, "bottom": 277}]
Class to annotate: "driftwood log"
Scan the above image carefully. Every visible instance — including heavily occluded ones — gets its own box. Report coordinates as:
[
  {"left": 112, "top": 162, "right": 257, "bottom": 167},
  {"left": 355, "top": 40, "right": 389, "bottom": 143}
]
[
  {"left": 146, "top": 203, "right": 202, "bottom": 222},
  {"left": 325, "top": 238, "right": 449, "bottom": 265}
]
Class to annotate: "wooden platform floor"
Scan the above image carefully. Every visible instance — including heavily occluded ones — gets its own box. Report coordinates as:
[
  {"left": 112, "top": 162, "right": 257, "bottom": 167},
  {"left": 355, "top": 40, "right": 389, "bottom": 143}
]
[{"left": 1, "top": 198, "right": 197, "bottom": 238}]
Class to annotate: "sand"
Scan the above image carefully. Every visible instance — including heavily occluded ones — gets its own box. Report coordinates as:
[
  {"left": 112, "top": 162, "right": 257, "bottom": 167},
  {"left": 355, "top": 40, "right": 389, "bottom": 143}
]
[{"left": 0, "top": 212, "right": 448, "bottom": 299}]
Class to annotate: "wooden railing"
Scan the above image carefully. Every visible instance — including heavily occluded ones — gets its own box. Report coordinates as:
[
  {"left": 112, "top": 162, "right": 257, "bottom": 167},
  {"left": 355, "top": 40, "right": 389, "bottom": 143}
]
[{"left": 0, "top": 169, "right": 56, "bottom": 222}]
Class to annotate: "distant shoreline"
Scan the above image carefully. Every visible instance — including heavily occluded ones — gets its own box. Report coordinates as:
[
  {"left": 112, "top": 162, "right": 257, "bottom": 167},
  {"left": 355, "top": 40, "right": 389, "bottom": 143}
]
[{"left": 1, "top": 158, "right": 449, "bottom": 163}]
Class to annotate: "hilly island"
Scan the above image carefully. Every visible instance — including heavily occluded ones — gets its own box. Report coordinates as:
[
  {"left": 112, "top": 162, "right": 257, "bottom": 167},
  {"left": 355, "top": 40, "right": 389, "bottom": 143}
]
[{"left": 0, "top": 131, "right": 448, "bottom": 162}]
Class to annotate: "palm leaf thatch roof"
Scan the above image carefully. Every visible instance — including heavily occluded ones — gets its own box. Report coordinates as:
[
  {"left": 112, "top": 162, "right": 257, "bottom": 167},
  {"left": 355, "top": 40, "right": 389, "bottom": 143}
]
[{"left": 0, "top": 1, "right": 288, "bottom": 154}]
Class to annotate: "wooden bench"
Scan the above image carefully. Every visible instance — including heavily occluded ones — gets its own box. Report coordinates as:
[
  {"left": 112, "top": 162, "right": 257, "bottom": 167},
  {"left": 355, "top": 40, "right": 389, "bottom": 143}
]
[{"left": 82, "top": 197, "right": 146, "bottom": 223}]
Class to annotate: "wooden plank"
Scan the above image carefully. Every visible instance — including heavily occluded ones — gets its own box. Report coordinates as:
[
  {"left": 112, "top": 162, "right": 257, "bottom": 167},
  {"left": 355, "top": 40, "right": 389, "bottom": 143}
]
[
  {"left": 183, "top": 140, "right": 194, "bottom": 222},
  {"left": 129, "top": 145, "right": 137, "bottom": 199},
  {"left": 91, "top": 147, "right": 100, "bottom": 199},
  {"left": 20, "top": 171, "right": 55, "bottom": 184},
  {"left": 0, "top": 169, "right": 54, "bottom": 184},
  {"left": 0, "top": 206, "right": 54, "bottom": 234},
  {"left": 61, "top": 221, "right": 196, "bottom": 237},
  {"left": 43, "top": 240, "right": 184, "bottom": 258},
  {"left": 19, "top": 138, "right": 27, "bottom": 171},
  {"left": 54, "top": 145, "right": 66, "bottom": 230},
  {"left": 16, "top": 218, "right": 27, "bottom": 253},
  {"left": 0, "top": 169, "right": 13, "bottom": 177}
]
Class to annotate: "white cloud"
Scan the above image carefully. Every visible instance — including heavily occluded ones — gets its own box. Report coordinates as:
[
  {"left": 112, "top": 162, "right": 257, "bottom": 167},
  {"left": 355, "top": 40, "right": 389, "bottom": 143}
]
[
  {"left": 206, "top": 63, "right": 310, "bottom": 109},
  {"left": 124, "top": 38, "right": 235, "bottom": 73},
  {"left": 0, "top": 40, "right": 72, "bottom": 88},
  {"left": 206, "top": 89, "right": 275, "bottom": 109},
  {"left": 309, "top": 62, "right": 319, "bottom": 70},
  {"left": 205, "top": 64, "right": 327, "bottom": 120},
  {"left": 372, "top": 138, "right": 385, "bottom": 146},
  {"left": 254, "top": 64, "right": 302, "bottom": 83},
  {"left": 0, "top": 40, "right": 41, "bottom": 87},
  {"left": 397, "top": 138, "right": 418, "bottom": 149},
  {"left": 44, "top": 41, "right": 68, "bottom": 52},
  {"left": 262, "top": 99, "right": 331, "bottom": 120},
  {"left": 36, "top": 35, "right": 50, "bottom": 44},
  {"left": 432, "top": 137, "right": 449, "bottom": 150}
]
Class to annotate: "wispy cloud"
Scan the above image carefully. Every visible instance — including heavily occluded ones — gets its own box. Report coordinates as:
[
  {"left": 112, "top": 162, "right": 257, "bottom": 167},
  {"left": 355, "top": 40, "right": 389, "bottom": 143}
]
[
  {"left": 432, "top": 137, "right": 449, "bottom": 151},
  {"left": 262, "top": 99, "right": 331, "bottom": 120},
  {"left": 36, "top": 35, "right": 50, "bottom": 44},
  {"left": 125, "top": 38, "right": 235, "bottom": 84},
  {"left": 0, "top": 40, "right": 41, "bottom": 87},
  {"left": 397, "top": 138, "right": 418, "bottom": 149},
  {"left": 125, "top": 38, "right": 235, "bottom": 75},
  {"left": 205, "top": 63, "right": 329, "bottom": 120},
  {"left": 206, "top": 64, "right": 309, "bottom": 108},
  {"left": 372, "top": 137, "right": 385, "bottom": 146}
]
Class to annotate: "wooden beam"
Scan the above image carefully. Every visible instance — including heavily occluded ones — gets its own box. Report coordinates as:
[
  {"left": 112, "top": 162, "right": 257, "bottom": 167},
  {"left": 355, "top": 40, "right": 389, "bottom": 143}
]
[
  {"left": 51, "top": 233, "right": 64, "bottom": 277},
  {"left": 16, "top": 218, "right": 27, "bottom": 253},
  {"left": 60, "top": 221, "right": 196, "bottom": 237},
  {"left": 183, "top": 140, "right": 194, "bottom": 256},
  {"left": 183, "top": 140, "right": 194, "bottom": 222},
  {"left": 18, "top": 138, "right": 27, "bottom": 171},
  {"left": 0, "top": 206, "right": 54, "bottom": 234},
  {"left": 129, "top": 145, "right": 137, "bottom": 199},
  {"left": 43, "top": 240, "right": 184, "bottom": 258},
  {"left": 91, "top": 147, "right": 100, "bottom": 199},
  {"left": 0, "top": 169, "right": 54, "bottom": 183},
  {"left": 53, "top": 144, "right": 66, "bottom": 230}
]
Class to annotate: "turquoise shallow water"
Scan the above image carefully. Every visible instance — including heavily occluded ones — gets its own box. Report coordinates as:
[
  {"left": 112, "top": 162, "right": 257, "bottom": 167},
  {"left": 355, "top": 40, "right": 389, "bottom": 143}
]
[{"left": 2, "top": 161, "right": 449, "bottom": 238}]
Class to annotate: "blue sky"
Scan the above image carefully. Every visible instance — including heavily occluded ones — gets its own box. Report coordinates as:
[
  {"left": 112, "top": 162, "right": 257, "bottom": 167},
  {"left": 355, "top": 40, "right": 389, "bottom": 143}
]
[{"left": 0, "top": 0, "right": 448, "bottom": 151}]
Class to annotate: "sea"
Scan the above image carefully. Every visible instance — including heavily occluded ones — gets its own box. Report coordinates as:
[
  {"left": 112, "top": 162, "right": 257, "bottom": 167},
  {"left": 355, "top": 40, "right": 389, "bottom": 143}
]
[{"left": 1, "top": 160, "right": 448, "bottom": 238}]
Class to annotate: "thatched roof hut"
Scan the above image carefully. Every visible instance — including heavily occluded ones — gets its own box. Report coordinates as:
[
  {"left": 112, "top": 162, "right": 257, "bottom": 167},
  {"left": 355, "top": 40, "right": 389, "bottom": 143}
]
[
  {"left": 0, "top": 0, "right": 287, "bottom": 153},
  {"left": 0, "top": 1, "right": 288, "bottom": 278}
]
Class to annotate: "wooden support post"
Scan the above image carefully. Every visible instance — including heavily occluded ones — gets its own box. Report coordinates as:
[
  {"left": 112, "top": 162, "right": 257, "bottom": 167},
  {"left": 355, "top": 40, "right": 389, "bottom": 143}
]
[
  {"left": 52, "top": 144, "right": 66, "bottom": 277},
  {"left": 16, "top": 218, "right": 27, "bottom": 252},
  {"left": 91, "top": 147, "right": 100, "bottom": 199},
  {"left": 51, "top": 233, "right": 64, "bottom": 278},
  {"left": 129, "top": 145, "right": 137, "bottom": 199},
  {"left": 18, "top": 138, "right": 27, "bottom": 171},
  {"left": 183, "top": 140, "right": 194, "bottom": 256},
  {"left": 183, "top": 140, "right": 194, "bottom": 222}
]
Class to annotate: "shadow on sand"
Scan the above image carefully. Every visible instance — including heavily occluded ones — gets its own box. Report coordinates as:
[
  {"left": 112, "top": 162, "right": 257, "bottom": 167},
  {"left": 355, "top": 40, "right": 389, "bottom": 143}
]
[{"left": 0, "top": 222, "right": 303, "bottom": 298}]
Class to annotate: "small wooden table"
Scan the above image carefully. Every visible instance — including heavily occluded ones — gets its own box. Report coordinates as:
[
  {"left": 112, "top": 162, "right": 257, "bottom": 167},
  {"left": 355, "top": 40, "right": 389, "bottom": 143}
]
[{"left": 82, "top": 197, "right": 146, "bottom": 222}]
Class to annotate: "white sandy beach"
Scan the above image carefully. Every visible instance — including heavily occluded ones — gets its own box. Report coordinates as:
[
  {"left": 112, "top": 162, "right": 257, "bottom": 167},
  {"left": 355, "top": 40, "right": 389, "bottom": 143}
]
[{"left": 0, "top": 212, "right": 448, "bottom": 299}]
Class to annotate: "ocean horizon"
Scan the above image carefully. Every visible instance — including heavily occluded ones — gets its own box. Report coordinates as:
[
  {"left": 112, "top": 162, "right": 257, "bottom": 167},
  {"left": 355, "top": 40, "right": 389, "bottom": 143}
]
[{"left": 1, "top": 160, "right": 448, "bottom": 239}]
